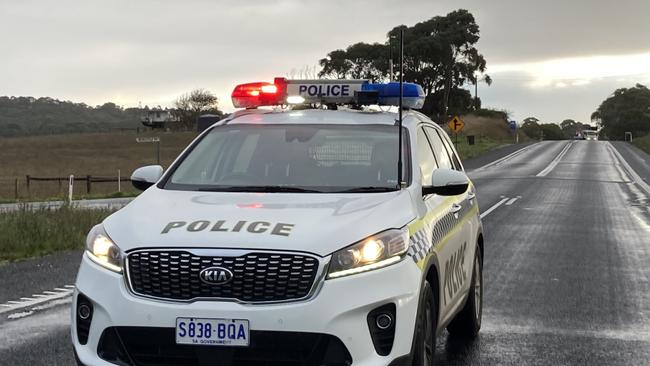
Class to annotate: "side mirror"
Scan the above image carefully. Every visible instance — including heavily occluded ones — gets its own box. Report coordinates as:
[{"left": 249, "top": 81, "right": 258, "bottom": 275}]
[
  {"left": 131, "top": 165, "right": 163, "bottom": 191},
  {"left": 422, "top": 168, "right": 469, "bottom": 196}
]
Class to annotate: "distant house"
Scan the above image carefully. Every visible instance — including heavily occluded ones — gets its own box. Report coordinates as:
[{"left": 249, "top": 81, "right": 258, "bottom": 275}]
[{"left": 140, "top": 109, "right": 180, "bottom": 128}]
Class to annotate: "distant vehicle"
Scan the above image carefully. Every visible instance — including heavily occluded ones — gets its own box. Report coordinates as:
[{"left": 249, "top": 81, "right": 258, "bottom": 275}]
[{"left": 583, "top": 130, "right": 598, "bottom": 141}]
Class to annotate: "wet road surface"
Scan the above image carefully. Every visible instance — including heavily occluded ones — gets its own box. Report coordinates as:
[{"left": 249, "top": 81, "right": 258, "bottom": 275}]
[{"left": 0, "top": 140, "right": 648, "bottom": 365}]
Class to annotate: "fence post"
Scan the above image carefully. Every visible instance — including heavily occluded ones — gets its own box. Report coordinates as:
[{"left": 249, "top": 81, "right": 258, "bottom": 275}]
[
  {"left": 15, "top": 178, "right": 18, "bottom": 200},
  {"left": 86, "top": 175, "right": 92, "bottom": 194},
  {"left": 69, "top": 175, "right": 74, "bottom": 203},
  {"left": 25, "top": 175, "right": 31, "bottom": 197},
  {"left": 118, "top": 170, "right": 121, "bottom": 192}
]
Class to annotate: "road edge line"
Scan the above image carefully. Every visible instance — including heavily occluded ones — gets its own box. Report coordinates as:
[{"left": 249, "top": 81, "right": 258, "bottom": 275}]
[
  {"left": 472, "top": 143, "right": 537, "bottom": 172},
  {"left": 608, "top": 142, "right": 650, "bottom": 195},
  {"left": 0, "top": 285, "right": 75, "bottom": 316}
]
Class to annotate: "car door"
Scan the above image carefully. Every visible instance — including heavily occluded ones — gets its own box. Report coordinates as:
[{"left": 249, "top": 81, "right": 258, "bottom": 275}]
[{"left": 422, "top": 125, "right": 474, "bottom": 322}]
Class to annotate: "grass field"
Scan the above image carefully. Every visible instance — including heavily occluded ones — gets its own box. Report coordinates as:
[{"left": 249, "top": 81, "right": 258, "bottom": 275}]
[
  {"left": 632, "top": 134, "right": 650, "bottom": 155},
  {"left": 0, "top": 205, "right": 115, "bottom": 262},
  {"left": 0, "top": 131, "right": 197, "bottom": 200},
  {"left": 0, "top": 118, "right": 518, "bottom": 201}
]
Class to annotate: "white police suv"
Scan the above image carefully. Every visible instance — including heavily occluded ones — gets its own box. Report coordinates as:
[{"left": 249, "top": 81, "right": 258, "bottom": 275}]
[{"left": 72, "top": 78, "right": 484, "bottom": 366}]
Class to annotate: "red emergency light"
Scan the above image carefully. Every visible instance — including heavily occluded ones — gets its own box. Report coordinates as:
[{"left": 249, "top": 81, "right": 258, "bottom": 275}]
[{"left": 231, "top": 78, "right": 287, "bottom": 108}]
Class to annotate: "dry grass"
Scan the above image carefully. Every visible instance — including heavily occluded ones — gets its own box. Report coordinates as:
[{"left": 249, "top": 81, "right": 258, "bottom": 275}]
[
  {"left": 457, "top": 114, "right": 513, "bottom": 140},
  {"left": 0, "top": 131, "right": 197, "bottom": 200}
]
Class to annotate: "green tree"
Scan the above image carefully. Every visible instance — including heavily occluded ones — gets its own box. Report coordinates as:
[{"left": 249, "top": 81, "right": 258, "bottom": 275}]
[
  {"left": 539, "top": 123, "right": 564, "bottom": 140},
  {"left": 318, "top": 9, "right": 490, "bottom": 121},
  {"left": 173, "top": 89, "right": 222, "bottom": 129},
  {"left": 521, "top": 117, "right": 541, "bottom": 139},
  {"left": 421, "top": 88, "right": 474, "bottom": 118},
  {"left": 560, "top": 119, "right": 592, "bottom": 139},
  {"left": 319, "top": 43, "right": 388, "bottom": 80},
  {"left": 593, "top": 84, "right": 650, "bottom": 139}
]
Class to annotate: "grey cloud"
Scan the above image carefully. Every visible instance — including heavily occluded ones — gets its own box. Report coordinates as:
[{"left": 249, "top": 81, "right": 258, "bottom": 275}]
[{"left": 0, "top": 0, "right": 649, "bottom": 118}]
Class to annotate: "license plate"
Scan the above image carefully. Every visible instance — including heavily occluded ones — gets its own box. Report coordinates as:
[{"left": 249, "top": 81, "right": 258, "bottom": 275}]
[{"left": 176, "top": 317, "right": 250, "bottom": 346}]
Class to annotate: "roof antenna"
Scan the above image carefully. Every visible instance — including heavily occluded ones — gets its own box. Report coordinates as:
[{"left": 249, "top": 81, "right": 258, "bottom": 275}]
[{"left": 397, "top": 28, "right": 404, "bottom": 189}]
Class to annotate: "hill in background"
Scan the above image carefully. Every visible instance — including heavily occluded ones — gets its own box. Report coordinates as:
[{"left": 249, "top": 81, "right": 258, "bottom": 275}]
[{"left": 0, "top": 96, "right": 144, "bottom": 137}]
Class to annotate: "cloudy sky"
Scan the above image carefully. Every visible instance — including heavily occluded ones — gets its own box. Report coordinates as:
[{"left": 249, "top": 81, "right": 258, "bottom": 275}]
[{"left": 1, "top": 0, "right": 650, "bottom": 124}]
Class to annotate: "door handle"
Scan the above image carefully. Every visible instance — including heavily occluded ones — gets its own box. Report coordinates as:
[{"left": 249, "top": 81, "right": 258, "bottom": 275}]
[{"left": 450, "top": 203, "right": 462, "bottom": 215}]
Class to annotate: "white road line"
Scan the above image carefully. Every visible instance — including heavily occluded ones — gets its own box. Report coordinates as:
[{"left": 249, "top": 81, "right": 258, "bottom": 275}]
[
  {"left": 0, "top": 287, "right": 74, "bottom": 316},
  {"left": 608, "top": 142, "right": 650, "bottom": 195},
  {"left": 480, "top": 198, "right": 509, "bottom": 219},
  {"left": 472, "top": 143, "right": 537, "bottom": 172},
  {"left": 505, "top": 196, "right": 521, "bottom": 205},
  {"left": 64, "top": 285, "right": 76, "bottom": 289},
  {"left": 536, "top": 141, "right": 574, "bottom": 177}
]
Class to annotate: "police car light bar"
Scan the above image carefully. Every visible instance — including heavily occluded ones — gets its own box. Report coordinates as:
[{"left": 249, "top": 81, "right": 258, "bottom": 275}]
[{"left": 231, "top": 78, "right": 425, "bottom": 109}]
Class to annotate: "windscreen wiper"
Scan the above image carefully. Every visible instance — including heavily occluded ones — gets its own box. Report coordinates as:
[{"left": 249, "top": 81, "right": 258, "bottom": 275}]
[
  {"left": 334, "top": 186, "right": 398, "bottom": 193},
  {"left": 198, "top": 186, "right": 323, "bottom": 193}
]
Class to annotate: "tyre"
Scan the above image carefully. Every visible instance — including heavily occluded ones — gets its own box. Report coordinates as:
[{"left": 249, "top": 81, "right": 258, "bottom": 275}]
[
  {"left": 446, "top": 245, "right": 482, "bottom": 338},
  {"left": 412, "top": 281, "right": 437, "bottom": 366}
]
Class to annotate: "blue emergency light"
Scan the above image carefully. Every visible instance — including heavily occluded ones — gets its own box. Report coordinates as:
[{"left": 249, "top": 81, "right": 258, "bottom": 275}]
[
  {"left": 362, "top": 82, "right": 425, "bottom": 109},
  {"left": 231, "top": 78, "right": 425, "bottom": 109}
]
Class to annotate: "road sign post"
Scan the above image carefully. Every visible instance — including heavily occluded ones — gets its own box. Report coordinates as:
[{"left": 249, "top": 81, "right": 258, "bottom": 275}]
[
  {"left": 447, "top": 116, "right": 465, "bottom": 145},
  {"left": 509, "top": 120, "right": 518, "bottom": 144},
  {"left": 136, "top": 137, "right": 161, "bottom": 164}
]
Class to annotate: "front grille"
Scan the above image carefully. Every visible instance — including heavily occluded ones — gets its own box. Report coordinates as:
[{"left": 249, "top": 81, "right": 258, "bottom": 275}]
[
  {"left": 98, "top": 327, "right": 352, "bottom": 366},
  {"left": 126, "top": 250, "right": 320, "bottom": 303}
]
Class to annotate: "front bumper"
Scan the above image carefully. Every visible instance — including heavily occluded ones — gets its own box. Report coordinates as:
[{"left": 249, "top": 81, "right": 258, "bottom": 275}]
[{"left": 72, "top": 252, "right": 422, "bottom": 366}]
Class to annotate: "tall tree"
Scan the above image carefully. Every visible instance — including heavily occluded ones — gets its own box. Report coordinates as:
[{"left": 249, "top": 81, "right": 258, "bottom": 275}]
[
  {"left": 319, "top": 43, "right": 388, "bottom": 80},
  {"left": 593, "top": 84, "right": 650, "bottom": 140},
  {"left": 173, "top": 89, "right": 222, "bottom": 129},
  {"left": 521, "top": 117, "right": 542, "bottom": 139},
  {"left": 319, "top": 9, "right": 490, "bottom": 121}
]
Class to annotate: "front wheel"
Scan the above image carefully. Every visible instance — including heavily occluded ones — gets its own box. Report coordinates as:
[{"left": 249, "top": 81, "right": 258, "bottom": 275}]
[
  {"left": 446, "top": 246, "right": 483, "bottom": 338},
  {"left": 412, "top": 281, "right": 437, "bottom": 366}
]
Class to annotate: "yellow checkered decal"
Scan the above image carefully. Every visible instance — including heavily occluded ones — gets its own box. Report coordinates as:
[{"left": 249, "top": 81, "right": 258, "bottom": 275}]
[{"left": 407, "top": 197, "right": 476, "bottom": 267}]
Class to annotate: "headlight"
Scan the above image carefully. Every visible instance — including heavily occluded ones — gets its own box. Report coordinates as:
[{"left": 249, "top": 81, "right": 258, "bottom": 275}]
[
  {"left": 85, "top": 224, "right": 122, "bottom": 273},
  {"left": 327, "top": 227, "right": 409, "bottom": 279}
]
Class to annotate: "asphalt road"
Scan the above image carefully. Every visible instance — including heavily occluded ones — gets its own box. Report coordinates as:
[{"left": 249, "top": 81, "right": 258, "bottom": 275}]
[{"left": 1, "top": 140, "right": 649, "bottom": 365}]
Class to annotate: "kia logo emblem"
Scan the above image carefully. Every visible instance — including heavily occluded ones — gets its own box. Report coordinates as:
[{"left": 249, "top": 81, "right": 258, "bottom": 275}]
[{"left": 199, "top": 267, "right": 234, "bottom": 285}]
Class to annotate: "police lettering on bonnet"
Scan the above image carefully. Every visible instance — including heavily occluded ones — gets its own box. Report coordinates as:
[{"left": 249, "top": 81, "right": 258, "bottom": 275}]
[
  {"left": 72, "top": 76, "right": 484, "bottom": 366},
  {"left": 161, "top": 220, "right": 295, "bottom": 236}
]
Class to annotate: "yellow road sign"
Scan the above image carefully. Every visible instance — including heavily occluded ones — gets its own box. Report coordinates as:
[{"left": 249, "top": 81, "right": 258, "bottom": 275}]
[{"left": 447, "top": 116, "right": 465, "bottom": 133}]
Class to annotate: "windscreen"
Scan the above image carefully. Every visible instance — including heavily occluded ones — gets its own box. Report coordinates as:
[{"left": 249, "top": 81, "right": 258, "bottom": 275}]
[{"left": 164, "top": 124, "right": 409, "bottom": 193}]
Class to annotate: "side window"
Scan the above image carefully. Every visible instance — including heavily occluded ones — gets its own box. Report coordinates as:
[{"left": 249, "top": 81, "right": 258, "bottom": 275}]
[
  {"left": 417, "top": 127, "right": 438, "bottom": 185},
  {"left": 436, "top": 130, "right": 463, "bottom": 171},
  {"left": 424, "top": 127, "right": 453, "bottom": 170}
]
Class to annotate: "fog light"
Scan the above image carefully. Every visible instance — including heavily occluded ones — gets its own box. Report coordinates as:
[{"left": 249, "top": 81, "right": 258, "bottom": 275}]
[
  {"left": 376, "top": 313, "right": 393, "bottom": 330},
  {"left": 76, "top": 293, "right": 94, "bottom": 345},
  {"left": 367, "top": 303, "right": 396, "bottom": 356},
  {"left": 78, "top": 304, "right": 91, "bottom": 320}
]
